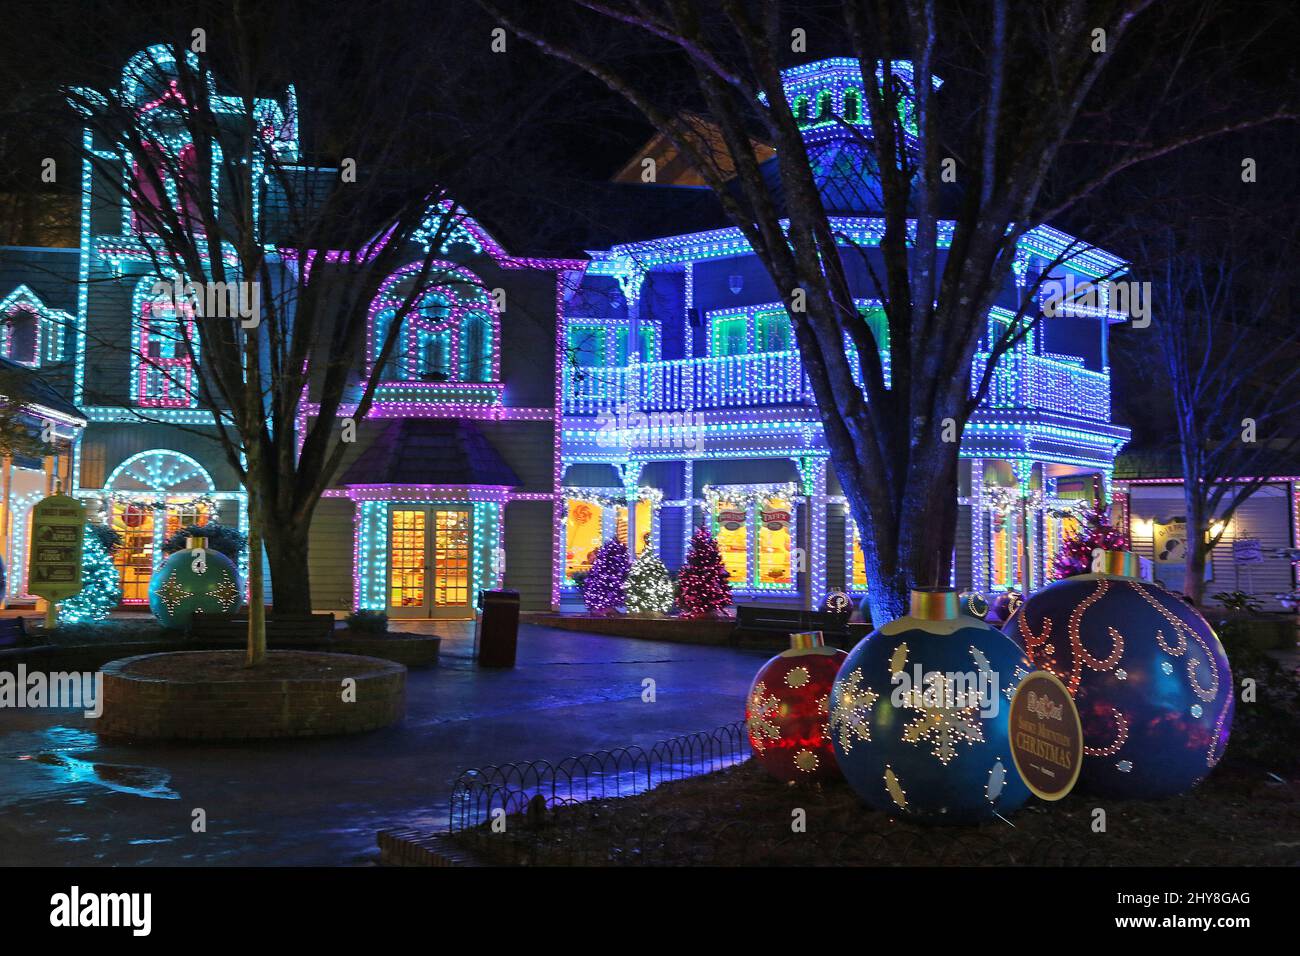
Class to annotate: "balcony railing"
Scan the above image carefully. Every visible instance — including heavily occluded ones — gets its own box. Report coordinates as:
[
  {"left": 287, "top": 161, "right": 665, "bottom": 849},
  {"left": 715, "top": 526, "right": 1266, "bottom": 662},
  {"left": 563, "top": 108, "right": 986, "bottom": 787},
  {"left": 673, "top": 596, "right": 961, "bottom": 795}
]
[
  {"left": 564, "top": 350, "right": 812, "bottom": 416},
  {"left": 563, "top": 348, "right": 1110, "bottom": 422}
]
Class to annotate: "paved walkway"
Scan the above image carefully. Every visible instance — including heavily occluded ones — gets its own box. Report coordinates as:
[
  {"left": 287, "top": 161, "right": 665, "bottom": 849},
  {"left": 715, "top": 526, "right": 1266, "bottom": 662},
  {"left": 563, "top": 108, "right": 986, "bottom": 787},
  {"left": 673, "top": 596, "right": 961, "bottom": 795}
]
[{"left": 0, "top": 624, "right": 766, "bottom": 866}]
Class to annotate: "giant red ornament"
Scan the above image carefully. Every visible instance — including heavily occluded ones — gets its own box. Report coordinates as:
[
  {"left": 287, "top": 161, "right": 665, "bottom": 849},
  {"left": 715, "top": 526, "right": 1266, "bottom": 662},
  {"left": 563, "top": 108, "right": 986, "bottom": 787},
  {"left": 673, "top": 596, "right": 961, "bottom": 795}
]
[{"left": 746, "top": 632, "right": 848, "bottom": 784}]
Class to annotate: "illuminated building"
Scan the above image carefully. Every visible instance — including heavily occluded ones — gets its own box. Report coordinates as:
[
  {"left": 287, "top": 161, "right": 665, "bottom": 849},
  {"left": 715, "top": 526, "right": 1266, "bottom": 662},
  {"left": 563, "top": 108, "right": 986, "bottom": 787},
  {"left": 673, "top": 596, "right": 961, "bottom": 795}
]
[{"left": 0, "top": 53, "right": 1157, "bottom": 617}]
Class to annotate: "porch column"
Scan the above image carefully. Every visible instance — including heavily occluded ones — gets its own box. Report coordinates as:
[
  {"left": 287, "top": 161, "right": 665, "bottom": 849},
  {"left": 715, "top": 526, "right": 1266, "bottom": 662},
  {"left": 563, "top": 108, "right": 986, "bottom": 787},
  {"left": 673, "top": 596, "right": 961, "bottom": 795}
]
[
  {"left": 622, "top": 461, "right": 642, "bottom": 560},
  {"left": 0, "top": 453, "right": 11, "bottom": 608},
  {"left": 797, "top": 456, "right": 827, "bottom": 611},
  {"left": 971, "top": 458, "right": 987, "bottom": 592}
]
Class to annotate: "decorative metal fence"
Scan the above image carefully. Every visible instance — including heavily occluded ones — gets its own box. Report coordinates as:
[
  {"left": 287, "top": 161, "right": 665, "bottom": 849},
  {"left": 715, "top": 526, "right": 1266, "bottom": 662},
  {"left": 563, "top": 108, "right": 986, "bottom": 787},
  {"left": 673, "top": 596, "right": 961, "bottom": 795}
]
[
  {"left": 442, "top": 720, "right": 1107, "bottom": 866},
  {"left": 448, "top": 719, "right": 751, "bottom": 832}
]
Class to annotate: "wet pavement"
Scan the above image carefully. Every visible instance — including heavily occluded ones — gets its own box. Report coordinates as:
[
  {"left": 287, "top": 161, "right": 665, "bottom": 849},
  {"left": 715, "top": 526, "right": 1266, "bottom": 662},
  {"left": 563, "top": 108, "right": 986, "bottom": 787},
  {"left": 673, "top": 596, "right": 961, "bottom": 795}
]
[{"left": 0, "top": 623, "right": 764, "bottom": 866}]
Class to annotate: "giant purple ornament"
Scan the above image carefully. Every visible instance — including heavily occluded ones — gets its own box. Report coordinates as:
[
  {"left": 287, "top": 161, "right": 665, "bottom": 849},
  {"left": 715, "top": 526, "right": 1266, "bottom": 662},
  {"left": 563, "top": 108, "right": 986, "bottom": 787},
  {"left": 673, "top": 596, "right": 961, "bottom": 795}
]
[{"left": 1004, "top": 551, "right": 1233, "bottom": 799}]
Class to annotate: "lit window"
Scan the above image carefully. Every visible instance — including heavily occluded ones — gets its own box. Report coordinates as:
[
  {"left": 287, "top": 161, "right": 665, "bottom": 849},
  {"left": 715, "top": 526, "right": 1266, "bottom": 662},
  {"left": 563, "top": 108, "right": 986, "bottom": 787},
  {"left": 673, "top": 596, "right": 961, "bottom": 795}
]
[
  {"left": 714, "top": 500, "right": 749, "bottom": 584},
  {"left": 754, "top": 311, "right": 791, "bottom": 353},
  {"left": 851, "top": 522, "right": 869, "bottom": 590},
  {"left": 756, "top": 497, "right": 793, "bottom": 586},
  {"left": 134, "top": 284, "right": 197, "bottom": 407},
  {"left": 371, "top": 263, "right": 496, "bottom": 384},
  {"left": 565, "top": 499, "right": 604, "bottom": 578},
  {"left": 615, "top": 498, "right": 654, "bottom": 557},
  {"left": 711, "top": 317, "right": 747, "bottom": 356}
]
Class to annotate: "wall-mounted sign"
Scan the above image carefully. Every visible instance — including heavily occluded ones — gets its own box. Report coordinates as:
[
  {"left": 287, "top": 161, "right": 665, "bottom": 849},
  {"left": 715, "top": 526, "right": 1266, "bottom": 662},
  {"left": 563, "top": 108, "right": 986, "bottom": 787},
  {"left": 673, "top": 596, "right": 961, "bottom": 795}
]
[
  {"left": 718, "top": 508, "right": 746, "bottom": 532},
  {"left": 1153, "top": 517, "right": 1186, "bottom": 564},
  {"left": 1008, "top": 670, "right": 1083, "bottom": 802},
  {"left": 28, "top": 493, "right": 85, "bottom": 604},
  {"left": 759, "top": 507, "right": 791, "bottom": 532},
  {"left": 1233, "top": 538, "right": 1263, "bottom": 563}
]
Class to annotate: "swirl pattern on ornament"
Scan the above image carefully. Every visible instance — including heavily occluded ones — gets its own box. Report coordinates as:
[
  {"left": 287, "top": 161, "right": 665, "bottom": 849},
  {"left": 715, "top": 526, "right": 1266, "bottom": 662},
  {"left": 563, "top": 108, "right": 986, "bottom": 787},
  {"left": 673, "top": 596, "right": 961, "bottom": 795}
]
[{"left": 1132, "top": 582, "right": 1220, "bottom": 701}]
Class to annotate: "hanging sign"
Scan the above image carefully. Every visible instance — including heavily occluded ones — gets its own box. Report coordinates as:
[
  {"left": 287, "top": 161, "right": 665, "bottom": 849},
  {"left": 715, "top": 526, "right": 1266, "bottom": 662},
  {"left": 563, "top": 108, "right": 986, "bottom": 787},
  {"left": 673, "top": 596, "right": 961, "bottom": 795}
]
[
  {"left": 1008, "top": 670, "right": 1083, "bottom": 801},
  {"left": 27, "top": 493, "right": 86, "bottom": 602},
  {"left": 759, "top": 507, "right": 791, "bottom": 532},
  {"left": 1153, "top": 517, "right": 1186, "bottom": 564},
  {"left": 718, "top": 507, "right": 746, "bottom": 531},
  {"left": 1233, "top": 539, "right": 1263, "bottom": 563}
]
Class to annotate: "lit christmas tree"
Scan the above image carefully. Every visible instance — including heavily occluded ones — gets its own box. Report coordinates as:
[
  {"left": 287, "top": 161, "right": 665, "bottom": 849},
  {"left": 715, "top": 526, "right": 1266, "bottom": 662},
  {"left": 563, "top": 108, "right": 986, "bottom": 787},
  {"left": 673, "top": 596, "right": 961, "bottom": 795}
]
[
  {"left": 1051, "top": 498, "right": 1130, "bottom": 580},
  {"left": 59, "top": 525, "right": 123, "bottom": 624},
  {"left": 625, "top": 550, "right": 674, "bottom": 615},
  {"left": 581, "top": 539, "right": 631, "bottom": 614},
  {"left": 676, "top": 525, "right": 733, "bottom": 619}
]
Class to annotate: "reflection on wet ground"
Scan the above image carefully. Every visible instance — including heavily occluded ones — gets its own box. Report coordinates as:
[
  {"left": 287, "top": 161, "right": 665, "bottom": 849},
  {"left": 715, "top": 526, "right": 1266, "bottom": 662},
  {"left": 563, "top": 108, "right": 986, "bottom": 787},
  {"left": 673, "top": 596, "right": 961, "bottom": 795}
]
[{"left": 0, "top": 623, "right": 762, "bottom": 866}]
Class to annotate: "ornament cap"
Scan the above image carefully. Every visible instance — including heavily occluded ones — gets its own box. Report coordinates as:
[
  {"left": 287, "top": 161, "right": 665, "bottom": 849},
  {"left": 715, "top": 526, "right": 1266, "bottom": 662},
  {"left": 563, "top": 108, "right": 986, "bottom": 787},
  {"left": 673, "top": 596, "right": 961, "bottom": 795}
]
[
  {"left": 1097, "top": 549, "right": 1140, "bottom": 578},
  {"left": 186, "top": 536, "right": 208, "bottom": 550},
  {"left": 789, "top": 630, "right": 824, "bottom": 650},
  {"left": 909, "top": 588, "right": 960, "bottom": 621}
]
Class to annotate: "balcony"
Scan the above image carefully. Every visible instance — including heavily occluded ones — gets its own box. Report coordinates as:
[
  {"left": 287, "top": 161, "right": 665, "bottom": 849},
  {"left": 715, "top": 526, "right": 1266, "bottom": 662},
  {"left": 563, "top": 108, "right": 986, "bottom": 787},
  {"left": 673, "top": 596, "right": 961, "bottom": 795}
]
[
  {"left": 564, "top": 350, "right": 812, "bottom": 416},
  {"left": 563, "top": 348, "right": 1110, "bottom": 422}
]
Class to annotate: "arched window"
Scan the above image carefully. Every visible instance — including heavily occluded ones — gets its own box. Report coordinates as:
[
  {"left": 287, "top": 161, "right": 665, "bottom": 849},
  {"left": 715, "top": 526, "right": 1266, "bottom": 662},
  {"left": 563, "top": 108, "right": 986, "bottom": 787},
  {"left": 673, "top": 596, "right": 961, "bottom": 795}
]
[
  {"left": 844, "top": 89, "right": 861, "bottom": 122},
  {"left": 793, "top": 95, "right": 810, "bottom": 125},
  {"left": 133, "top": 276, "right": 198, "bottom": 407},
  {"left": 816, "top": 90, "right": 834, "bottom": 122},
  {"left": 132, "top": 141, "right": 205, "bottom": 236},
  {"left": 104, "top": 449, "right": 216, "bottom": 603},
  {"left": 370, "top": 262, "right": 497, "bottom": 384}
]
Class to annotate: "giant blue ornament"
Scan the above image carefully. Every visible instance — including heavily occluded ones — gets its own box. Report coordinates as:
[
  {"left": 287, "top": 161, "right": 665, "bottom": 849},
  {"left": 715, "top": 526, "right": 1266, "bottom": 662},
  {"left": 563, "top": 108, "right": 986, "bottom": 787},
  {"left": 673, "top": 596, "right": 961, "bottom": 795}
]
[
  {"left": 148, "top": 536, "right": 244, "bottom": 629},
  {"left": 1004, "top": 551, "right": 1233, "bottom": 799},
  {"left": 830, "top": 589, "right": 1034, "bottom": 825}
]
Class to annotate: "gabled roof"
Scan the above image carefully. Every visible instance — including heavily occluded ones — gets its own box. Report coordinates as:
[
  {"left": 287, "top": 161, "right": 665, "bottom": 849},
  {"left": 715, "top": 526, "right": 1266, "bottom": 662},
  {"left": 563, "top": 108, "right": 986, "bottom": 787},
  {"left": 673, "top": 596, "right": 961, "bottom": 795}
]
[
  {"left": 0, "top": 356, "right": 85, "bottom": 424},
  {"left": 337, "top": 419, "right": 519, "bottom": 488}
]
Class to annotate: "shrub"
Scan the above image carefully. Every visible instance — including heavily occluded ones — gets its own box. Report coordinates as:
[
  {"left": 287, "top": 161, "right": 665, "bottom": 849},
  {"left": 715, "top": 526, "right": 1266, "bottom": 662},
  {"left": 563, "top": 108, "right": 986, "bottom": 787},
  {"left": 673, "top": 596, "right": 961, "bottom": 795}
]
[
  {"left": 345, "top": 609, "right": 389, "bottom": 633},
  {"left": 163, "top": 523, "right": 247, "bottom": 562}
]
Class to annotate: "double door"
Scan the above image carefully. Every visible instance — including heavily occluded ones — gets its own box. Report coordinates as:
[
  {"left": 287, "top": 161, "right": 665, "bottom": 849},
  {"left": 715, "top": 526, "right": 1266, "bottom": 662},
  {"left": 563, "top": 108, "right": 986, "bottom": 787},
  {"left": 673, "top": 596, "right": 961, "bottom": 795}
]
[{"left": 387, "top": 507, "right": 472, "bottom": 618}]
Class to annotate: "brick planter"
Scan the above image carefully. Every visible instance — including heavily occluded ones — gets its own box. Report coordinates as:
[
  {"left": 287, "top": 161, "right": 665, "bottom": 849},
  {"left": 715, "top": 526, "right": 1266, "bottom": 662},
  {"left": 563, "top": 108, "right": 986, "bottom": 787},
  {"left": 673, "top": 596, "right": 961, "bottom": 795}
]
[{"left": 97, "top": 650, "right": 406, "bottom": 740}]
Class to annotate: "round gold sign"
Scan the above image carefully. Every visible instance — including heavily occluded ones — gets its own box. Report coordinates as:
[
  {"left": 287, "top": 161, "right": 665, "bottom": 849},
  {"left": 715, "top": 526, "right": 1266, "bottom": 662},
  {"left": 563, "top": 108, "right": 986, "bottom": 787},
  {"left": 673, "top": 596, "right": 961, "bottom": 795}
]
[{"left": 1008, "top": 670, "right": 1084, "bottom": 801}]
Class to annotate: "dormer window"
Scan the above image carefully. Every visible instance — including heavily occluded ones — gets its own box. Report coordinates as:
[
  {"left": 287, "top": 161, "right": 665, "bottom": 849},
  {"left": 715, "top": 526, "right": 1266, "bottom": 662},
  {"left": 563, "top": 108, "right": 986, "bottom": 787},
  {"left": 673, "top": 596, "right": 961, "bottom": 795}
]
[
  {"left": 371, "top": 262, "right": 497, "bottom": 385},
  {"left": 2, "top": 306, "right": 40, "bottom": 365}
]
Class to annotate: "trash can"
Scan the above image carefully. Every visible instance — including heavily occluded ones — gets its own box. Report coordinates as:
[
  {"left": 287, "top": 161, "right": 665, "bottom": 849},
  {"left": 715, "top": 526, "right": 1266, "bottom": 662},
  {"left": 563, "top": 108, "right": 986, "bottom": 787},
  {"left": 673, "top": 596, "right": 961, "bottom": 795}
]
[{"left": 475, "top": 589, "right": 520, "bottom": 667}]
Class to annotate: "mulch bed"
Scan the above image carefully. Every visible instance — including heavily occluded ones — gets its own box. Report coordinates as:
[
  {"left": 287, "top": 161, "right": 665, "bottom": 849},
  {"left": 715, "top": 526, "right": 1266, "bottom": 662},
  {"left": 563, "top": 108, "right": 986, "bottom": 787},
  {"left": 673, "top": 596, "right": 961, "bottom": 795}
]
[
  {"left": 449, "top": 755, "right": 1300, "bottom": 866},
  {"left": 120, "top": 649, "right": 393, "bottom": 681}
]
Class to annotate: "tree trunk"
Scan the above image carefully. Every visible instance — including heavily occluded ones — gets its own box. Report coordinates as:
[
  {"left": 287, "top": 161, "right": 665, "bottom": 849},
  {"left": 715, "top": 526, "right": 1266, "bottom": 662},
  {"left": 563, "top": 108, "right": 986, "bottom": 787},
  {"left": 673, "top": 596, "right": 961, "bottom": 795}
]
[
  {"left": 857, "top": 442, "right": 961, "bottom": 626},
  {"left": 263, "top": 518, "right": 313, "bottom": 615},
  {"left": 1183, "top": 490, "right": 1208, "bottom": 606},
  {"left": 246, "top": 515, "right": 266, "bottom": 666}
]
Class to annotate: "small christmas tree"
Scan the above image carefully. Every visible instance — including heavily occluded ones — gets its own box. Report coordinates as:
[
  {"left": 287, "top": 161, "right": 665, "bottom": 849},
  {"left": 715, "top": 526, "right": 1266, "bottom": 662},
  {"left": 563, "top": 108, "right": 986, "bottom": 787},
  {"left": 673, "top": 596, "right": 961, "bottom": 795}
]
[
  {"left": 676, "top": 525, "right": 733, "bottom": 619},
  {"left": 60, "top": 525, "right": 123, "bottom": 624},
  {"left": 581, "top": 539, "right": 631, "bottom": 614},
  {"left": 625, "top": 551, "right": 674, "bottom": 615},
  {"left": 1052, "top": 497, "right": 1130, "bottom": 580}
]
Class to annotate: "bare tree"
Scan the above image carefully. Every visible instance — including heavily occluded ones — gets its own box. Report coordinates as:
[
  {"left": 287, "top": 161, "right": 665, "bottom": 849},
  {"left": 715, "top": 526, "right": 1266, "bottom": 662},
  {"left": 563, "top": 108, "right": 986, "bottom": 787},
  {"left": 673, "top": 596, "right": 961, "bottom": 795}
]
[
  {"left": 1114, "top": 148, "right": 1300, "bottom": 604},
  {"left": 480, "top": 0, "right": 1295, "bottom": 619},
  {"left": 56, "top": 9, "right": 509, "bottom": 661}
]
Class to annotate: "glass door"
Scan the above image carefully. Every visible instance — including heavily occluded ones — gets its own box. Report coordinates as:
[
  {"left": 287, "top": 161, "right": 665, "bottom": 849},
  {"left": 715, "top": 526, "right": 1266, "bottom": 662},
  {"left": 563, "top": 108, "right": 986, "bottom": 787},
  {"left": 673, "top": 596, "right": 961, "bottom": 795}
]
[
  {"left": 430, "top": 509, "right": 471, "bottom": 617},
  {"left": 387, "top": 506, "right": 473, "bottom": 618}
]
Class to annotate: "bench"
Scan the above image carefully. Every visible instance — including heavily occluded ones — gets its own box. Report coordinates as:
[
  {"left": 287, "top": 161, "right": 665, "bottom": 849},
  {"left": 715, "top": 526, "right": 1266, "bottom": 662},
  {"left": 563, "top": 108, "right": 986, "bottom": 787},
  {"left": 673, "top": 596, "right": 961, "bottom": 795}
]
[
  {"left": 187, "top": 612, "right": 337, "bottom": 643},
  {"left": 0, "top": 617, "right": 26, "bottom": 648},
  {"left": 731, "top": 605, "right": 851, "bottom": 645}
]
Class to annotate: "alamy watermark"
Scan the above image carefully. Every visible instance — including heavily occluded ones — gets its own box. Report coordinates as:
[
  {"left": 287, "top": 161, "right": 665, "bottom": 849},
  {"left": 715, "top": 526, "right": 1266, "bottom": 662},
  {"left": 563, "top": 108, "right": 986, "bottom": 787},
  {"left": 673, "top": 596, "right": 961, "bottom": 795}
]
[
  {"left": 150, "top": 278, "right": 260, "bottom": 328},
  {"left": 595, "top": 402, "right": 706, "bottom": 453},
  {"left": 891, "top": 663, "right": 1001, "bottom": 718},
  {"left": 1041, "top": 274, "right": 1150, "bottom": 328},
  {"left": 0, "top": 665, "right": 103, "bottom": 718}
]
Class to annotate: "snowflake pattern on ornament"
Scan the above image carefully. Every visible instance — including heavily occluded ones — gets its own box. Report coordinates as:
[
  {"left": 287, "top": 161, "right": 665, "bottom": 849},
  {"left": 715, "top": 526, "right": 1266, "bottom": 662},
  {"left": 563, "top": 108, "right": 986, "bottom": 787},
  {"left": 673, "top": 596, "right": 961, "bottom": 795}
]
[
  {"left": 900, "top": 673, "right": 986, "bottom": 764},
  {"left": 829, "top": 668, "right": 879, "bottom": 754},
  {"left": 746, "top": 682, "right": 782, "bottom": 754}
]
